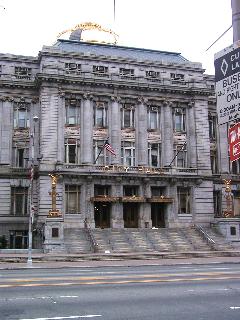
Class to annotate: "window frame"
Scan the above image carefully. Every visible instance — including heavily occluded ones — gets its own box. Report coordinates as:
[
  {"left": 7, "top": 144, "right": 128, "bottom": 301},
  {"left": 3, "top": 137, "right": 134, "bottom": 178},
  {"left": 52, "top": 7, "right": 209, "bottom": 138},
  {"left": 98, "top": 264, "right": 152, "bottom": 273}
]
[
  {"left": 121, "top": 105, "right": 135, "bottom": 128},
  {"left": 65, "top": 98, "right": 81, "bottom": 126},
  {"left": 173, "top": 108, "right": 186, "bottom": 133},
  {"left": 148, "top": 142, "right": 161, "bottom": 167},
  {"left": 121, "top": 141, "right": 135, "bottom": 166},
  {"left": 64, "top": 139, "right": 79, "bottom": 164},
  {"left": 94, "top": 102, "right": 108, "bottom": 128},
  {"left": 14, "top": 106, "right": 30, "bottom": 129},
  {"left": 65, "top": 185, "right": 81, "bottom": 214},
  {"left": 93, "top": 140, "right": 109, "bottom": 165},
  {"left": 11, "top": 187, "right": 28, "bottom": 216},
  {"left": 177, "top": 187, "right": 191, "bottom": 215},
  {"left": 173, "top": 144, "right": 187, "bottom": 167}
]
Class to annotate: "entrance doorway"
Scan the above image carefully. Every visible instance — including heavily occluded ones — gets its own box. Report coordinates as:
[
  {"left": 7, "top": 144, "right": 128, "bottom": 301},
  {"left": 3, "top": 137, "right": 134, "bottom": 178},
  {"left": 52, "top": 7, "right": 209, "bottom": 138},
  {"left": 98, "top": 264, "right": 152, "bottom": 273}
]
[
  {"left": 123, "top": 203, "right": 138, "bottom": 228},
  {"left": 151, "top": 203, "right": 165, "bottom": 228},
  {"left": 94, "top": 202, "right": 111, "bottom": 228}
]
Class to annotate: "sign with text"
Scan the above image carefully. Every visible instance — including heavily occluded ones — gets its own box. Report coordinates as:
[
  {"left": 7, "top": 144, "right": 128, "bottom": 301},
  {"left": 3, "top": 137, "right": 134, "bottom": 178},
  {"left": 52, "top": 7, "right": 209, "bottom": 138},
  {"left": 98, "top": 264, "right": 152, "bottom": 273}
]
[
  {"left": 215, "top": 42, "right": 240, "bottom": 125},
  {"left": 229, "top": 122, "right": 240, "bottom": 162}
]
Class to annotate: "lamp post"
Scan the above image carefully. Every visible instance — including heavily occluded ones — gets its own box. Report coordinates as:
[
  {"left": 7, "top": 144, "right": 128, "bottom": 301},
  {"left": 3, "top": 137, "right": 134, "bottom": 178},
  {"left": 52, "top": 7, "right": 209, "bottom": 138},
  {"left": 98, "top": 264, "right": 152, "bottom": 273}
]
[{"left": 27, "top": 115, "right": 38, "bottom": 267}]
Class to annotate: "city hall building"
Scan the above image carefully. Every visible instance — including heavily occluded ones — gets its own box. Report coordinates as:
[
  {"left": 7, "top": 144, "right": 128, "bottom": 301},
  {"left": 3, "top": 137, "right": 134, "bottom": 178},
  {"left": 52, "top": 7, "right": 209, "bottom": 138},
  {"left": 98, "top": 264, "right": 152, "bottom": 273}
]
[{"left": 0, "top": 23, "right": 239, "bottom": 251}]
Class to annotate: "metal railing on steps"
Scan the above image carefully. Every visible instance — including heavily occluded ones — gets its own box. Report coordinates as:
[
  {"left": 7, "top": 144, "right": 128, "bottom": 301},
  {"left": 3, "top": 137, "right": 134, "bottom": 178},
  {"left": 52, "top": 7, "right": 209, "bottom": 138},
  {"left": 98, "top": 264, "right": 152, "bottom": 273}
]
[
  {"left": 194, "top": 225, "right": 216, "bottom": 249},
  {"left": 84, "top": 219, "right": 99, "bottom": 253}
]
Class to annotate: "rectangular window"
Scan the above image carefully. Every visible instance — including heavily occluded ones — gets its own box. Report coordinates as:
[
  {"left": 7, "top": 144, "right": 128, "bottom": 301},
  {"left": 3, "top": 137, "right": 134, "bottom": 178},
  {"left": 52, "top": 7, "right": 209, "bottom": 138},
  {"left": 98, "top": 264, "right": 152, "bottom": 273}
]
[
  {"left": 173, "top": 108, "right": 186, "bottom": 132},
  {"left": 148, "top": 107, "right": 159, "bottom": 130},
  {"left": 93, "top": 140, "right": 109, "bottom": 165},
  {"left": 170, "top": 73, "right": 185, "bottom": 81},
  {"left": 65, "top": 185, "right": 81, "bottom": 214},
  {"left": 146, "top": 71, "right": 160, "bottom": 79},
  {"left": 209, "top": 114, "right": 217, "bottom": 141},
  {"left": 94, "top": 185, "right": 110, "bottom": 196},
  {"left": 65, "top": 139, "right": 79, "bottom": 164},
  {"left": 93, "top": 65, "right": 108, "bottom": 76},
  {"left": 177, "top": 187, "right": 190, "bottom": 214},
  {"left": 119, "top": 68, "right": 135, "bottom": 78},
  {"left": 174, "top": 144, "right": 187, "bottom": 167},
  {"left": 123, "top": 186, "right": 138, "bottom": 196},
  {"left": 148, "top": 143, "right": 161, "bottom": 167},
  {"left": 213, "top": 190, "right": 221, "bottom": 217},
  {"left": 11, "top": 187, "right": 28, "bottom": 216},
  {"left": 14, "top": 107, "right": 30, "bottom": 129},
  {"left": 65, "top": 98, "right": 80, "bottom": 126},
  {"left": 65, "top": 63, "right": 81, "bottom": 75},
  {"left": 211, "top": 149, "right": 218, "bottom": 174},
  {"left": 121, "top": 105, "right": 135, "bottom": 128},
  {"left": 151, "top": 187, "right": 165, "bottom": 197},
  {"left": 15, "top": 67, "right": 32, "bottom": 79},
  {"left": 13, "top": 147, "right": 28, "bottom": 167},
  {"left": 121, "top": 141, "right": 135, "bottom": 166},
  {"left": 94, "top": 102, "right": 108, "bottom": 128}
]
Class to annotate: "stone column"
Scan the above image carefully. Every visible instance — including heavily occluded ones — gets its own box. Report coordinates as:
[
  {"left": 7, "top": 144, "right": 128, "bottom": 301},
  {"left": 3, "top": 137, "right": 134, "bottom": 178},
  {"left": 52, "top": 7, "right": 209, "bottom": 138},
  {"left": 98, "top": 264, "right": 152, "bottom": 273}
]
[
  {"left": 187, "top": 101, "right": 197, "bottom": 167},
  {"left": 136, "top": 97, "right": 148, "bottom": 166},
  {"left": 139, "top": 179, "right": 151, "bottom": 228},
  {"left": 162, "top": 101, "right": 174, "bottom": 167},
  {"left": 0, "top": 97, "right": 12, "bottom": 164},
  {"left": 57, "top": 92, "right": 65, "bottom": 163},
  {"left": 110, "top": 96, "right": 121, "bottom": 164},
  {"left": 85, "top": 177, "right": 95, "bottom": 228},
  {"left": 111, "top": 178, "right": 124, "bottom": 228},
  {"left": 81, "top": 94, "right": 93, "bottom": 164}
]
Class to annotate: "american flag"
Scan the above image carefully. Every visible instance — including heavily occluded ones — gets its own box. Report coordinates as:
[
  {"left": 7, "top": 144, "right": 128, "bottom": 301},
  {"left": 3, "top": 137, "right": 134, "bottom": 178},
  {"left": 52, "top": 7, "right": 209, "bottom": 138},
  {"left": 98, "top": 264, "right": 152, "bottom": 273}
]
[{"left": 104, "top": 141, "right": 116, "bottom": 156}]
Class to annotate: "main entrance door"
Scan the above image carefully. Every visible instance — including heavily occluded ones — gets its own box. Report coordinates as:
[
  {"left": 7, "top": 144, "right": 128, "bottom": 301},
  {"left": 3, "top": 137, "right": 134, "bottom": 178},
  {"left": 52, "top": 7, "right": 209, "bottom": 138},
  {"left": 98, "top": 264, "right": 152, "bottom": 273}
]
[
  {"left": 151, "top": 203, "right": 165, "bottom": 228},
  {"left": 123, "top": 203, "right": 138, "bottom": 228},
  {"left": 94, "top": 202, "right": 111, "bottom": 228}
]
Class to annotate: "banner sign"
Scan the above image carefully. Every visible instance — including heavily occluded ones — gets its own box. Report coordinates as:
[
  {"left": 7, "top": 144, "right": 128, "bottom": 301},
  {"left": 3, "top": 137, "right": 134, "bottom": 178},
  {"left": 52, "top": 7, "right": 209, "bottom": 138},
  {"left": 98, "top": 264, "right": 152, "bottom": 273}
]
[{"left": 229, "top": 122, "right": 240, "bottom": 162}]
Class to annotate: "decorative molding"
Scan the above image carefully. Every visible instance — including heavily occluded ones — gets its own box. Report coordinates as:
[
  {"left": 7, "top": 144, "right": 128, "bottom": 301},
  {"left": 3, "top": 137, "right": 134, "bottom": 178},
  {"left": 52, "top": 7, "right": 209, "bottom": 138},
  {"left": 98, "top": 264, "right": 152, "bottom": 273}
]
[{"left": 137, "top": 96, "right": 148, "bottom": 105}]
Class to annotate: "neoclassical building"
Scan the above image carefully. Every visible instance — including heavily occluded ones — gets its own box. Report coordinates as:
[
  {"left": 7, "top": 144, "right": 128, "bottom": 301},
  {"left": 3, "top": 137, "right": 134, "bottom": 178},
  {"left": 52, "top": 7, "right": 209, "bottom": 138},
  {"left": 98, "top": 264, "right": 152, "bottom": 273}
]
[{"left": 0, "top": 24, "right": 239, "bottom": 250}]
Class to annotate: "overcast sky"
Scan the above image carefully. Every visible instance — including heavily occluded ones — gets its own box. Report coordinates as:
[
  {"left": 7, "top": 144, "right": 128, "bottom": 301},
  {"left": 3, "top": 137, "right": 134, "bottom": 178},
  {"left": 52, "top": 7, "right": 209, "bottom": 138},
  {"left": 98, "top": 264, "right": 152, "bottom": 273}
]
[{"left": 0, "top": 0, "right": 233, "bottom": 75}]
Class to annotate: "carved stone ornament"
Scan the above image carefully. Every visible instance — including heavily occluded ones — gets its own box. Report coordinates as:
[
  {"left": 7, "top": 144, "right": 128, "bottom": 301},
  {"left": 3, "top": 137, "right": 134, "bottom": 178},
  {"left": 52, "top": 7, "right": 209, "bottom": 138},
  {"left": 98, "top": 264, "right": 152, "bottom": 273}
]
[
  {"left": 163, "top": 100, "right": 173, "bottom": 107},
  {"left": 111, "top": 96, "right": 121, "bottom": 103},
  {"left": 137, "top": 96, "right": 148, "bottom": 105},
  {"left": 188, "top": 100, "right": 194, "bottom": 108},
  {"left": 83, "top": 93, "right": 94, "bottom": 100}
]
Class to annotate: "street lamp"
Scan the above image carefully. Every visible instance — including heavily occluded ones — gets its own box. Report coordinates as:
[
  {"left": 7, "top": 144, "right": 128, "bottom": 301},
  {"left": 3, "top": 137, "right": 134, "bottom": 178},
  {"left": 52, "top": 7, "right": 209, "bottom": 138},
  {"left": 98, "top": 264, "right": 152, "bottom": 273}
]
[{"left": 27, "top": 115, "right": 39, "bottom": 267}]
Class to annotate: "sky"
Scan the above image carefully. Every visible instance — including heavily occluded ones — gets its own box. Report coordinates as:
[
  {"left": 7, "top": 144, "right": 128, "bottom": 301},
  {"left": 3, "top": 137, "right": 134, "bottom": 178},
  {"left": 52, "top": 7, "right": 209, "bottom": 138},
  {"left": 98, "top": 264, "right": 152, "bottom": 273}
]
[{"left": 0, "top": 0, "right": 233, "bottom": 75}]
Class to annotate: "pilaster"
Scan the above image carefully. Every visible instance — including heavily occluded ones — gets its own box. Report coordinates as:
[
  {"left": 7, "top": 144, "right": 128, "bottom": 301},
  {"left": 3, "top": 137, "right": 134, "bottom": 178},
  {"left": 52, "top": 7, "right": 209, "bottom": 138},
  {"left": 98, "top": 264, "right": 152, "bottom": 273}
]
[
  {"left": 110, "top": 96, "right": 121, "bottom": 164},
  {"left": 136, "top": 97, "right": 148, "bottom": 166},
  {"left": 162, "top": 100, "right": 173, "bottom": 166},
  {"left": 81, "top": 93, "right": 93, "bottom": 164}
]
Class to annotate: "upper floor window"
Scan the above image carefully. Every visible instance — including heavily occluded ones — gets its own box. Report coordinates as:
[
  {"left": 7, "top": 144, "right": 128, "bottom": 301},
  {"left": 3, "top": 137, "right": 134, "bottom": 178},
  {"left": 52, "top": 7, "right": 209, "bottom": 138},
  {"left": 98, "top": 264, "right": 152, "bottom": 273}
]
[
  {"left": 65, "top": 63, "right": 81, "bottom": 75},
  {"left": 148, "top": 107, "right": 160, "bottom": 130},
  {"left": 15, "top": 67, "right": 31, "bottom": 79},
  {"left": 93, "top": 140, "right": 109, "bottom": 165},
  {"left": 173, "top": 108, "right": 186, "bottom": 132},
  {"left": 121, "top": 104, "right": 135, "bottom": 128},
  {"left": 173, "top": 144, "right": 187, "bottom": 167},
  {"left": 213, "top": 190, "right": 221, "bottom": 217},
  {"left": 65, "top": 139, "right": 79, "bottom": 164},
  {"left": 94, "top": 185, "right": 110, "bottom": 196},
  {"left": 210, "top": 149, "right": 218, "bottom": 174},
  {"left": 13, "top": 147, "right": 28, "bottom": 168},
  {"left": 123, "top": 185, "right": 139, "bottom": 196},
  {"left": 146, "top": 70, "right": 160, "bottom": 79},
  {"left": 209, "top": 113, "right": 217, "bottom": 141},
  {"left": 148, "top": 143, "right": 161, "bottom": 167},
  {"left": 119, "top": 68, "right": 135, "bottom": 78},
  {"left": 65, "top": 185, "right": 81, "bottom": 214},
  {"left": 14, "top": 104, "right": 30, "bottom": 129},
  {"left": 65, "top": 98, "right": 80, "bottom": 126},
  {"left": 177, "top": 187, "right": 190, "bottom": 214},
  {"left": 93, "top": 65, "right": 108, "bottom": 76},
  {"left": 170, "top": 73, "right": 185, "bottom": 81},
  {"left": 11, "top": 187, "right": 28, "bottom": 216},
  {"left": 94, "top": 102, "right": 108, "bottom": 128},
  {"left": 121, "top": 141, "right": 135, "bottom": 166},
  {"left": 230, "top": 158, "right": 240, "bottom": 174},
  {"left": 151, "top": 186, "right": 165, "bottom": 197}
]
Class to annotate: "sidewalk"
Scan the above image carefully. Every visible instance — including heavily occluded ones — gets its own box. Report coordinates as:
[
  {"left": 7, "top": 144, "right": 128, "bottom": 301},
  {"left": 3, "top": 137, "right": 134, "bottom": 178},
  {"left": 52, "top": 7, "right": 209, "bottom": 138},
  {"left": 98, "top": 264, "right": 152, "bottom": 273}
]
[{"left": 1, "top": 252, "right": 240, "bottom": 269}]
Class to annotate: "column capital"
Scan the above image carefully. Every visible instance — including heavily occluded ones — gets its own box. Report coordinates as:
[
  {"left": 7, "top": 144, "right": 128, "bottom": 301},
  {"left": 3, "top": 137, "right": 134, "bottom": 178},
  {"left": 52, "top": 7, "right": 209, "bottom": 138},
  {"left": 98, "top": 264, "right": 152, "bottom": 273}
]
[
  {"left": 137, "top": 96, "right": 148, "bottom": 105},
  {"left": 188, "top": 100, "right": 194, "bottom": 108},
  {"left": 111, "top": 96, "right": 121, "bottom": 103},
  {"left": 163, "top": 100, "right": 173, "bottom": 107},
  {"left": 83, "top": 93, "right": 94, "bottom": 100}
]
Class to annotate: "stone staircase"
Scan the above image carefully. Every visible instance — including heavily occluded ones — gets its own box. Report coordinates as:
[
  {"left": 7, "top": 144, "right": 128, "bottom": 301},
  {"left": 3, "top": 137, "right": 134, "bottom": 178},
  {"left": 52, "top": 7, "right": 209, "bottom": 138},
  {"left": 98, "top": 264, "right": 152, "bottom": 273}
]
[{"left": 64, "top": 228, "right": 92, "bottom": 253}]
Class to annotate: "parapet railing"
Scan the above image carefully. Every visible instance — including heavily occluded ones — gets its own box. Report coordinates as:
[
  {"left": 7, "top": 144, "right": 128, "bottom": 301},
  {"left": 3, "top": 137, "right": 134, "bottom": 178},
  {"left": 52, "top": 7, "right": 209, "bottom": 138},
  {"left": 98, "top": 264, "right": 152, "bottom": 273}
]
[
  {"left": 84, "top": 219, "right": 99, "bottom": 253},
  {"left": 195, "top": 225, "right": 215, "bottom": 249}
]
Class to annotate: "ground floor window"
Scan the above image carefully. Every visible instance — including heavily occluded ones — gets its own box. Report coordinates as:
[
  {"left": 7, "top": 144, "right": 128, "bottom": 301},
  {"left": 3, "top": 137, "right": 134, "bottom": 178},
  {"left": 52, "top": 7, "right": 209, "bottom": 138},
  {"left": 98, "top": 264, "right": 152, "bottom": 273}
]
[
  {"left": 9, "top": 230, "right": 28, "bottom": 249},
  {"left": 65, "top": 185, "right": 81, "bottom": 214},
  {"left": 177, "top": 187, "right": 191, "bottom": 214},
  {"left": 11, "top": 187, "right": 28, "bottom": 216}
]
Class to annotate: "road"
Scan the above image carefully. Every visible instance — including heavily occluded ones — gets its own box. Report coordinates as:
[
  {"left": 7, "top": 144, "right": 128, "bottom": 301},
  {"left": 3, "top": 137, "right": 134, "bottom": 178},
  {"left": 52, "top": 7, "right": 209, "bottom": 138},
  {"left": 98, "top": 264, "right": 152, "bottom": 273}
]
[{"left": 1, "top": 263, "right": 240, "bottom": 320}]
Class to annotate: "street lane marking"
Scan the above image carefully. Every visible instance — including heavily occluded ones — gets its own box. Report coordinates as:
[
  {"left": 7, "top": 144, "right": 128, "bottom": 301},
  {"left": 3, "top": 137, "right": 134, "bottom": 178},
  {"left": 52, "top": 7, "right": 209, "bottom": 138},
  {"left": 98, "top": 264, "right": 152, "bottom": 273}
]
[
  {"left": 20, "top": 315, "right": 102, "bottom": 320},
  {"left": 230, "top": 307, "right": 240, "bottom": 309}
]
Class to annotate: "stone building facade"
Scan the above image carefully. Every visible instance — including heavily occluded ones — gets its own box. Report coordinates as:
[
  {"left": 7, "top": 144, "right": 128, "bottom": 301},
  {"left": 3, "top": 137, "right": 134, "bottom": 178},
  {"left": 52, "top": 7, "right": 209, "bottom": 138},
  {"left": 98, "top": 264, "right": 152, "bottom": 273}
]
[{"left": 0, "top": 32, "right": 239, "bottom": 249}]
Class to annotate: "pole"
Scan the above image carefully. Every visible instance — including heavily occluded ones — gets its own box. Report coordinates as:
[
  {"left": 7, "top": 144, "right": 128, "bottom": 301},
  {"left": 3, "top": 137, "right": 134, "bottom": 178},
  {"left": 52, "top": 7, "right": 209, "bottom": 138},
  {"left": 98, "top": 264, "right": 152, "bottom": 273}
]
[
  {"left": 27, "top": 116, "right": 38, "bottom": 267},
  {"left": 168, "top": 142, "right": 187, "bottom": 167},
  {"left": 232, "top": 0, "right": 240, "bottom": 42},
  {"left": 94, "top": 137, "right": 109, "bottom": 164}
]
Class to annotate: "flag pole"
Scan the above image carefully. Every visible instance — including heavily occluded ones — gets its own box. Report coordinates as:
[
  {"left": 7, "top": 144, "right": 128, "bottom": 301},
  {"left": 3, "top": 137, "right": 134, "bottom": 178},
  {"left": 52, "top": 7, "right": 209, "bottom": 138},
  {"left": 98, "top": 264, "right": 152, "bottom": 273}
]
[
  {"left": 168, "top": 141, "right": 187, "bottom": 167},
  {"left": 94, "top": 137, "right": 109, "bottom": 164}
]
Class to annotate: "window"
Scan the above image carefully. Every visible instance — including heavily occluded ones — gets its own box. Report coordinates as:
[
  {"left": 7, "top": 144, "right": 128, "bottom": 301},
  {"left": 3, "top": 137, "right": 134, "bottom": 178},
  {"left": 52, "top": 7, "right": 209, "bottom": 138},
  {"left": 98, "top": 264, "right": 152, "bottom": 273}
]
[
  {"left": 230, "top": 158, "right": 240, "bottom": 174},
  {"left": 14, "top": 105, "right": 30, "bottom": 129},
  {"left": 94, "top": 185, "right": 110, "bottom": 196},
  {"left": 121, "top": 105, "right": 135, "bottom": 128},
  {"left": 93, "top": 65, "right": 108, "bottom": 76},
  {"left": 13, "top": 147, "right": 28, "bottom": 167},
  {"left": 151, "top": 187, "right": 165, "bottom": 197},
  {"left": 173, "top": 108, "right": 186, "bottom": 132},
  {"left": 119, "top": 68, "right": 135, "bottom": 78},
  {"left": 124, "top": 186, "right": 138, "bottom": 196},
  {"left": 146, "top": 71, "right": 160, "bottom": 79},
  {"left": 94, "top": 102, "right": 108, "bottom": 127},
  {"left": 11, "top": 187, "right": 28, "bottom": 216},
  {"left": 148, "top": 107, "right": 159, "bottom": 130},
  {"left": 148, "top": 143, "right": 161, "bottom": 167},
  {"left": 177, "top": 187, "right": 191, "bottom": 214},
  {"left": 52, "top": 228, "right": 59, "bottom": 238},
  {"left": 65, "top": 63, "right": 81, "bottom": 75},
  {"left": 209, "top": 114, "right": 217, "bottom": 141},
  {"left": 65, "top": 139, "right": 79, "bottom": 164},
  {"left": 210, "top": 149, "right": 218, "bottom": 174},
  {"left": 173, "top": 144, "right": 187, "bottom": 167},
  {"left": 93, "top": 140, "right": 109, "bottom": 165},
  {"left": 170, "top": 73, "right": 185, "bottom": 81},
  {"left": 65, "top": 98, "right": 80, "bottom": 126},
  {"left": 213, "top": 190, "right": 221, "bottom": 217},
  {"left": 65, "top": 185, "right": 80, "bottom": 214},
  {"left": 121, "top": 141, "right": 135, "bottom": 166},
  {"left": 15, "top": 67, "right": 31, "bottom": 79}
]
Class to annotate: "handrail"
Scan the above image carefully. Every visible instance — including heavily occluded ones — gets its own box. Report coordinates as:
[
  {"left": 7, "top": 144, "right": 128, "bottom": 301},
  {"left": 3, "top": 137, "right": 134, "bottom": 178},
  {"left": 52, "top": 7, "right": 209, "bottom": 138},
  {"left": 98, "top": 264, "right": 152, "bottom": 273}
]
[
  {"left": 84, "top": 219, "right": 98, "bottom": 253},
  {"left": 195, "top": 225, "right": 215, "bottom": 249}
]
